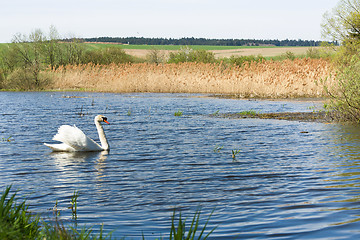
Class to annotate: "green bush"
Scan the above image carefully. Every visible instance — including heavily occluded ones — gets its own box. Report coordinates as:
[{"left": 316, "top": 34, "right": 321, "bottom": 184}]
[
  {"left": 146, "top": 48, "right": 165, "bottom": 64},
  {"left": 188, "top": 49, "right": 216, "bottom": 63},
  {"left": 5, "top": 67, "right": 51, "bottom": 90},
  {"left": 326, "top": 54, "right": 360, "bottom": 122},
  {"left": 0, "top": 69, "right": 5, "bottom": 89},
  {"left": 306, "top": 47, "right": 321, "bottom": 59},
  {"left": 168, "top": 47, "right": 216, "bottom": 63},
  {"left": 168, "top": 50, "right": 188, "bottom": 63},
  {"left": 228, "top": 55, "right": 265, "bottom": 66},
  {"left": 82, "top": 47, "right": 135, "bottom": 65},
  {"left": 283, "top": 51, "right": 296, "bottom": 60},
  {"left": 320, "top": 1, "right": 360, "bottom": 122}
]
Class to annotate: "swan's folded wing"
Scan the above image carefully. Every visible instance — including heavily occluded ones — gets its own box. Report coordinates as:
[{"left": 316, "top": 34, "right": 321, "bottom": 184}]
[
  {"left": 53, "top": 125, "right": 103, "bottom": 151},
  {"left": 44, "top": 143, "right": 76, "bottom": 152}
]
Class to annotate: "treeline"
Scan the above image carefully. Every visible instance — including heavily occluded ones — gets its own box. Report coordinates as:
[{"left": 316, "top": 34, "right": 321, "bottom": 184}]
[{"left": 83, "top": 37, "right": 333, "bottom": 47}]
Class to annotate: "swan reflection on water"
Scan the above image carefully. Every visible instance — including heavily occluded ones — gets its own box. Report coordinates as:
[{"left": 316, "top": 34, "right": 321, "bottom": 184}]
[
  {"left": 49, "top": 150, "right": 109, "bottom": 162},
  {"left": 49, "top": 151, "right": 109, "bottom": 178}
]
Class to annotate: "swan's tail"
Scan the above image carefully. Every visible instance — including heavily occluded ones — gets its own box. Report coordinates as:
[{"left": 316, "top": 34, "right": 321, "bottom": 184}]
[{"left": 44, "top": 143, "right": 75, "bottom": 152}]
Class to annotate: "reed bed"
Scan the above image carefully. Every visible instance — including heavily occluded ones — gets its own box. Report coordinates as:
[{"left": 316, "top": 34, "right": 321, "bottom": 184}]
[{"left": 50, "top": 58, "right": 335, "bottom": 98}]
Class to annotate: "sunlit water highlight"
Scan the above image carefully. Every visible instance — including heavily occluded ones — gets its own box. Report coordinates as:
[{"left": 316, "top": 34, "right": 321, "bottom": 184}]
[{"left": 1, "top": 92, "right": 360, "bottom": 239}]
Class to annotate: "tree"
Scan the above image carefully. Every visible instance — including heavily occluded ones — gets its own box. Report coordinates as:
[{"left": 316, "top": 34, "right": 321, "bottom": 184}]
[
  {"left": 0, "top": 26, "right": 89, "bottom": 89},
  {"left": 6, "top": 29, "right": 46, "bottom": 88},
  {"left": 322, "top": 0, "right": 360, "bottom": 122},
  {"left": 322, "top": 0, "right": 360, "bottom": 44},
  {"left": 44, "top": 25, "right": 61, "bottom": 69}
]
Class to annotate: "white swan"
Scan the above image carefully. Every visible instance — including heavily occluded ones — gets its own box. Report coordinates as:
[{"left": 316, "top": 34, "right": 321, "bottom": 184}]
[{"left": 44, "top": 115, "right": 110, "bottom": 152}]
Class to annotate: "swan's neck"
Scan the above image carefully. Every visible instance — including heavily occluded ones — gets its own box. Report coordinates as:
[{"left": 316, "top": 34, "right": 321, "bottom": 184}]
[{"left": 95, "top": 120, "right": 109, "bottom": 151}]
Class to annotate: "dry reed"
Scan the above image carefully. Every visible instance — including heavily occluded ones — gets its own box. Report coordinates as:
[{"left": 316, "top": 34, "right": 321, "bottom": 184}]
[{"left": 49, "top": 58, "right": 336, "bottom": 98}]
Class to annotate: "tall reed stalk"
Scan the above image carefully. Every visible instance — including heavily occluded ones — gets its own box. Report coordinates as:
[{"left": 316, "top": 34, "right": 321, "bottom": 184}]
[{"left": 49, "top": 59, "right": 335, "bottom": 98}]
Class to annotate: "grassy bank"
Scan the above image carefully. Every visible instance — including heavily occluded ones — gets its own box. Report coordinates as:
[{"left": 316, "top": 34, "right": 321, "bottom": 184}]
[{"left": 49, "top": 58, "right": 335, "bottom": 98}]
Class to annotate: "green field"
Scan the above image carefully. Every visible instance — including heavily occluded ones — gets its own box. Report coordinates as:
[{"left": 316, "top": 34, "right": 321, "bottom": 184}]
[
  {"left": 84, "top": 43, "right": 279, "bottom": 51},
  {"left": 0, "top": 42, "right": 317, "bottom": 61},
  {"left": 0, "top": 43, "right": 8, "bottom": 51},
  {"left": 0, "top": 42, "right": 307, "bottom": 52}
]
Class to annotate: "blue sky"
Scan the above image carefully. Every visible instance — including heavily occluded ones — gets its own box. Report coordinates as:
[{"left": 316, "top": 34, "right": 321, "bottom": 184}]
[{"left": 1, "top": 0, "right": 340, "bottom": 43}]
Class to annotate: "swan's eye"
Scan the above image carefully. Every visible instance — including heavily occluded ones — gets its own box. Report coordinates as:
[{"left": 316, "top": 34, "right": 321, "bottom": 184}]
[{"left": 102, "top": 117, "right": 110, "bottom": 124}]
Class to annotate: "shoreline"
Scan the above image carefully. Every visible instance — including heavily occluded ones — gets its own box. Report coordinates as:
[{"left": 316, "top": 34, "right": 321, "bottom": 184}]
[
  {"left": 210, "top": 111, "right": 334, "bottom": 123},
  {"left": 207, "top": 93, "right": 327, "bottom": 102}
]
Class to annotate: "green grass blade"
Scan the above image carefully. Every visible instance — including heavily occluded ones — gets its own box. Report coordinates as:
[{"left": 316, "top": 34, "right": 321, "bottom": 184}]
[
  {"left": 197, "top": 209, "right": 216, "bottom": 240},
  {"left": 170, "top": 210, "right": 176, "bottom": 240},
  {"left": 186, "top": 210, "right": 200, "bottom": 240}
]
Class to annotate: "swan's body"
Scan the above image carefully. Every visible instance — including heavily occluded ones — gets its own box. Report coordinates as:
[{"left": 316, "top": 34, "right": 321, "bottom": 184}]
[{"left": 44, "top": 115, "right": 110, "bottom": 152}]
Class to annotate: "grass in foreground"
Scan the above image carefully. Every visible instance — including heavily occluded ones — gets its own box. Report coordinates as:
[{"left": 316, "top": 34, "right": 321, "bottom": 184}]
[
  {"left": 170, "top": 209, "right": 216, "bottom": 240},
  {"left": 0, "top": 186, "right": 40, "bottom": 239},
  {"left": 0, "top": 186, "right": 216, "bottom": 240}
]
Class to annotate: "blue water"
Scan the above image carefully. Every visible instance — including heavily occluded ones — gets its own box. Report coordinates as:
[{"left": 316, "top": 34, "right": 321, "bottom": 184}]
[{"left": 1, "top": 92, "right": 360, "bottom": 239}]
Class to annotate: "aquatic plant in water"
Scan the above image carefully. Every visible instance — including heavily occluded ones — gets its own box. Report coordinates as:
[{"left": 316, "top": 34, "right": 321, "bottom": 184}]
[
  {"left": 210, "top": 110, "right": 220, "bottom": 116},
  {"left": 237, "top": 110, "right": 257, "bottom": 116},
  {"left": 174, "top": 110, "right": 183, "bottom": 117},
  {"left": 213, "top": 145, "right": 224, "bottom": 153},
  {"left": 232, "top": 149, "right": 241, "bottom": 161},
  {"left": 70, "top": 190, "right": 79, "bottom": 220},
  {"left": 1, "top": 136, "right": 14, "bottom": 142}
]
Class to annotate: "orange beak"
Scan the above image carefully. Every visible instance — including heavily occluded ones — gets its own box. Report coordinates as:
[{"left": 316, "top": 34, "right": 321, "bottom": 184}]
[{"left": 104, "top": 120, "right": 110, "bottom": 124}]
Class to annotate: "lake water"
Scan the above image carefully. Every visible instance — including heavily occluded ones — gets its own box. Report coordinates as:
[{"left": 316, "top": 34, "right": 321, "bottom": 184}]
[{"left": 1, "top": 92, "right": 360, "bottom": 239}]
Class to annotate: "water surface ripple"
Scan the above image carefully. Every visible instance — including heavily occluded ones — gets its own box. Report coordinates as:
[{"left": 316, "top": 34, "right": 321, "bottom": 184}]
[{"left": 1, "top": 92, "right": 360, "bottom": 239}]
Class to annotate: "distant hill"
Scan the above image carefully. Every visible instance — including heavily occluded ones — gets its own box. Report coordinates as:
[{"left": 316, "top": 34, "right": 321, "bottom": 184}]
[{"left": 82, "top": 37, "right": 335, "bottom": 47}]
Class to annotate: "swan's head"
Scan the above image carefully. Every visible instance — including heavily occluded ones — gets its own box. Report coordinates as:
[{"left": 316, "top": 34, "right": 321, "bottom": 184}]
[{"left": 95, "top": 115, "right": 110, "bottom": 124}]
